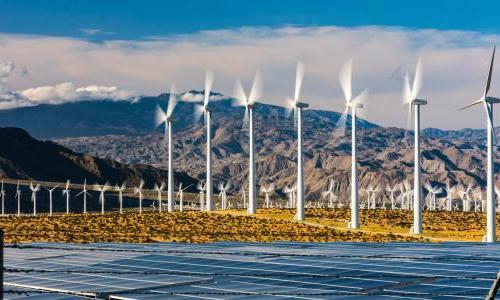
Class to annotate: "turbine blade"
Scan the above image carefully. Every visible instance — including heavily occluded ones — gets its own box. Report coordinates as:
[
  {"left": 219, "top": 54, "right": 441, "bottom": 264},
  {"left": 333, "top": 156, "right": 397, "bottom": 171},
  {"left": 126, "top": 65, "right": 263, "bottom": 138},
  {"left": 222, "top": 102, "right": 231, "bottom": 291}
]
[
  {"left": 248, "top": 71, "right": 262, "bottom": 105},
  {"left": 166, "top": 84, "right": 177, "bottom": 118},
  {"left": 406, "top": 103, "right": 413, "bottom": 132},
  {"left": 242, "top": 107, "right": 249, "bottom": 128},
  {"left": 193, "top": 105, "right": 205, "bottom": 122},
  {"left": 485, "top": 46, "right": 496, "bottom": 97},
  {"left": 232, "top": 79, "right": 247, "bottom": 107},
  {"left": 155, "top": 105, "right": 167, "bottom": 127},
  {"left": 485, "top": 102, "right": 497, "bottom": 144},
  {"left": 411, "top": 57, "right": 422, "bottom": 100},
  {"left": 339, "top": 59, "right": 352, "bottom": 102},
  {"left": 294, "top": 61, "right": 304, "bottom": 101},
  {"left": 458, "top": 98, "right": 484, "bottom": 111},
  {"left": 204, "top": 69, "right": 214, "bottom": 107},
  {"left": 334, "top": 106, "right": 349, "bottom": 136},
  {"left": 284, "top": 97, "right": 295, "bottom": 118},
  {"left": 403, "top": 72, "right": 412, "bottom": 103}
]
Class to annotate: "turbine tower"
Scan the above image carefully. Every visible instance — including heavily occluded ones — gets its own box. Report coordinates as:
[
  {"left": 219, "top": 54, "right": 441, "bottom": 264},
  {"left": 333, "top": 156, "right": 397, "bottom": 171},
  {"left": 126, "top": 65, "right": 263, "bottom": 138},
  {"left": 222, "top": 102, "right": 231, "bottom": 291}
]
[
  {"left": 62, "top": 180, "right": 70, "bottom": 214},
  {"left": 29, "top": 182, "right": 40, "bottom": 216},
  {"left": 15, "top": 181, "right": 21, "bottom": 216},
  {"left": 115, "top": 182, "right": 126, "bottom": 214},
  {"left": 177, "top": 182, "right": 191, "bottom": 212},
  {"left": 285, "top": 61, "right": 309, "bottom": 221},
  {"left": 76, "top": 179, "right": 91, "bottom": 213},
  {"left": 403, "top": 57, "right": 427, "bottom": 234},
  {"left": 133, "top": 179, "right": 145, "bottom": 213},
  {"left": 233, "top": 72, "right": 262, "bottom": 214},
  {"left": 156, "top": 85, "right": 178, "bottom": 212},
  {"left": 1, "top": 180, "right": 5, "bottom": 216},
  {"left": 459, "top": 46, "right": 499, "bottom": 242},
  {"left": 195, "top": 71, "right": 216, "bottom": 211},
  {"left": 336, "top": 59, "right": 368, "bottom": 229}
]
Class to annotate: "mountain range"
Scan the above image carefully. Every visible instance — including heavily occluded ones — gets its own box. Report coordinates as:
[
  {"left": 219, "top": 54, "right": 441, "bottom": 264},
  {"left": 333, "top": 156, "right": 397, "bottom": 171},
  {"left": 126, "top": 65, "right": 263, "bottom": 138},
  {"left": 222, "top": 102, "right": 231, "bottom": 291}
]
[{"left": 0, "top": 92, "right": 497, "bottom": 200}]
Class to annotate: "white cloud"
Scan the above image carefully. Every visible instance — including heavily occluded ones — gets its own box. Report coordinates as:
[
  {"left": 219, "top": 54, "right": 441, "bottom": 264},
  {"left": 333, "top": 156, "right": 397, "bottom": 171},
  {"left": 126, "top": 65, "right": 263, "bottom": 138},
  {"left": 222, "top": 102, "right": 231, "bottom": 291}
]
[
  {"left": 80, "top": 28, "right": 113, "bottom": 36},
  {"left": 0, "top": 26, "right": 498, "bottom": 129},
  {"left": 0, "top": 61, "right": 14, "bottom": 83},
  {"left": 180, "top": 91, "right": 225, "bottom": 102}
]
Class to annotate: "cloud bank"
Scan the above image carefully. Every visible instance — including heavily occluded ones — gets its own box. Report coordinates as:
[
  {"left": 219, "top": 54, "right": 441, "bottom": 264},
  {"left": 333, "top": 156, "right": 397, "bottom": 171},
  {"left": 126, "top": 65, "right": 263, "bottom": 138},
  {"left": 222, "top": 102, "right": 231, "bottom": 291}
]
[{"left": 0, "top": 26, "right": 498, "bottom": 128}]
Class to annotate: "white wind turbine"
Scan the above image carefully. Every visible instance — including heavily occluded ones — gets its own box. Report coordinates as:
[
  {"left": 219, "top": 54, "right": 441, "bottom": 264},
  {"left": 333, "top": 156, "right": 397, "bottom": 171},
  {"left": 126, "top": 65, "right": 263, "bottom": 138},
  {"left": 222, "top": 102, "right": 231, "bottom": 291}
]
[
  {"left": 240, "top": 187, "right": 247, "bottom": 210},
  {"left": 133, "top": 179, "right": 145, "bottom": 213},
  {"left": 1, "top": 180, "right": 5, "bottom": 216},
  {"left": 75, "top": 179, "right": 92, "bottom": 213},
  {"left": 459, "top": 47, "right": 499, "bottom": 242},
  {"left": 94, "top": 182, "right": 110, "bottom": 214},
  {"left": 403, "top": 58, "right": 427, "bottom": 234},
  {"left": 156, "top": 85, "right": 178, "bottom": 212},
  {"left": 197, "top": 180, "right": 206, "bottom": 210},
  {"left": 29, "top": 182, "right": 40, "bottom": 216},
  {"left": 194, "top": 70, "right": 216, "bottom": 211},
  {"left": 425, "top": 183, "right": 442, "bottom": 211},
  {"left": 443, "top": 183, "right": 455, "bottom": 212},
  {"left": 233, "top": 72, "right": 262, "bottom": 215},
  {"left": 45, "top": 185, "right": 58, "bottom": 216},
  {"left": 322, "top": 179, "right": 338, "bottom": 208},
  {"left": 153, "top": 181, "right": 166, "bottom": 212},
  {"left": 177, "top": 183, "right": 191, "bottom": 212},
  {"left": 115, "top": 182, "right": 126, "bottom": 213},
  {"left": 218, "top": 181, "right": 231, "bottom": 210},
  {"left": 386, "top": 183, "right": 398, "bottom": 210},
  {"left": 284, "top": 61, "right": 309, "bottom": 221},
  {"left": 62, "top": 180, "right": 71, "bottom": 214},
  {"left": 336, "top": 60, "right": 368, "bottom": 229},
  {"left": 260, "top": 183, "right": 275, "bottom": 209},
  {"left": 16, "top": 181, "right": 21, "bottom": 216}
]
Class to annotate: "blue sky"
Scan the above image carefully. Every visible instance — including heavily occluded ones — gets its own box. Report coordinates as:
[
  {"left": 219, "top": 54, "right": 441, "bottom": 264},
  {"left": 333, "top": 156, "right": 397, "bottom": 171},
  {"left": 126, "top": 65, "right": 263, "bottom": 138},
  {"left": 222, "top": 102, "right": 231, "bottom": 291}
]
[
  {"left": 0, "top": 1, "right": 499, "bottom": 129},
  {"left": 0, "top": 0, "right": 498, "bottom": 40}
]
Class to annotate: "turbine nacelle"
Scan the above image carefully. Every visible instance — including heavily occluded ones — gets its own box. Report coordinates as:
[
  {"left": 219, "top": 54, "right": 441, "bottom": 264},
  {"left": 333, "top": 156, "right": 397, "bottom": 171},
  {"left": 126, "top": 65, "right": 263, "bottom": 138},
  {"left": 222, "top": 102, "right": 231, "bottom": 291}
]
[
  {"left": 485, "top": 96, "right": 500, "bottom": 104},
  {"left": 295, "top": 101, "right": 309, "bottom": 109},
  {"left": 412, "top": 99, "right": 428, "bottom": 106}
]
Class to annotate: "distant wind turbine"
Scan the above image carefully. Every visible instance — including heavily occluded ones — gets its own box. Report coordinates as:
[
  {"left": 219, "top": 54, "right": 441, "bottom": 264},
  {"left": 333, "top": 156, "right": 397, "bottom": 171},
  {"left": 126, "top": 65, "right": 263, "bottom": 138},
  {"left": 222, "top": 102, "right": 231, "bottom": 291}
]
[
  {"left": 197, "top": 180, "right": 206, "bottom": 210},
  {"left": 322, "top": 179, "right": 338, "bottom": 208},
  {"left": 115, "top": 182, "right": 126, "bottom": 213},
  {"left": 260, "top": 183, "right": 275, "bottom": 209},
  {"left": 403, "top": 57, "right": 427, "bottom": 234},
  {"left": 336, "top": 59, "right": 368, "bottom": 229},
  {"left": 1, "top": 180, "right": 5, "bottom": 216},
  {"left": 16, "top": 181, "right": 21, "bottom": 216},
  {"left": 62, "top": 180, "right": 70, "bottom": 214},
  {"left": 177, "top": 182, "right": 191, "bottom": 212},
  {"left": 233, "top": 72, "right": 263, "bottom": 215},
  {"left": 153, "top": 181, "right": 166, "bottom": 212},
  {"left": 218, "top": 181, "right": 231, "bottom": 210},
  {"left": 285, "top": 61, "right": 309, "bottom": 221},
  {"left": 459, "top": 47, "right": 499, "bottom": 243},
  {"left": 195, "top": 70, "right": 216, "bottom": 211},
  {"left": 45, "top": 185, "right": 58, "bottom": 216},
  {"left": 133, "top": 179, "right": 145, "bottom": 213},
  {"left": 94, "top": 182, "right": 110, "bottom": 214},
  {"left": 29, "top": 182, "right": 40, "bottom": 216},
  {"left": 75, "top": 179, "right": 91, "bottom": 213},
  {"left": 156, "top": 85, "right": 178, "bottom": 212}
]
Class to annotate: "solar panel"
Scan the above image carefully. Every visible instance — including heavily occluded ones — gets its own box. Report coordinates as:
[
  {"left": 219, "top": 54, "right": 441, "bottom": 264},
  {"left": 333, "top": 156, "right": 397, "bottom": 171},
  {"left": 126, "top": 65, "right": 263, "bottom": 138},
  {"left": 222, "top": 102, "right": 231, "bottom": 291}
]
[{"left": 3, "top": 242, "right": 499, "bottom": 299}]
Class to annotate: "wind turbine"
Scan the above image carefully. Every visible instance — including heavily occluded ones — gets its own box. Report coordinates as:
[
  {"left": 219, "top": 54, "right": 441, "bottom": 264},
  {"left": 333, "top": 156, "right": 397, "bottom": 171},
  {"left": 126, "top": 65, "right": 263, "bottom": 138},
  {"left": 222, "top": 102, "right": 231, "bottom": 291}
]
[
  {"left": 15, "top": 181, "right": 21, "bottom": 216},
  {"left": 177, "top": 183, "right": 191, "bottom": 212},
  {"left": 322, "top": 179, "right": 338, "bottom": 208},
  {"left": 336, "top": 59, "right": 368, "bottom": 229},
  {"left": 153, "top": 181, "right": 166, "bottom": 212},
  {"left": 218, "top": 181, "right": 230, "bottom": 210},
  {"left": 195, "top": 70, "right": 216, "bottom": 211},
  {"left": 29, "top": 182, "right": 40, "bottom": 216},
  {"left": 1, "top": 180, "right": 5, "bottom": 216},
  {"left": 156, "top": 85, "right": 178, "bottom": 212},
  {"left": 94, "top": 182, "right": 110, "bottom": 214},
  {"left": 459, "top": 47, "right": 499, "bottom": 242},
  {"left": 233, "top": 71, "right": 262, "bottom": 215},
  {"left": 403, "top": 57, "right": 427, "bottom": 235},
  {"left": 115, "top": 182, "right": 126, "bottom": 213},
  {"left": 284, "top": 61, "right": 309, "bottom": 221},
  {"left": 45, "top": 185, "right": 58, "bottom": 216},
  {"left": 197, "top": 180, "right": 206, "bottom": 210},
  {"left": 386, "top": 183, "right": 397, "bottom": 210},
  {"left": 62, "top": 180, "right": 71, "bottom": 214},
  {"left": 75, "top": 179, "right": 92, "bottom": 213},
  {"left": 260, "top": 183, "right": 275, "bottom": 209},
  {"left": 133, "top": 179, "right": 145, "bottom": 213}
]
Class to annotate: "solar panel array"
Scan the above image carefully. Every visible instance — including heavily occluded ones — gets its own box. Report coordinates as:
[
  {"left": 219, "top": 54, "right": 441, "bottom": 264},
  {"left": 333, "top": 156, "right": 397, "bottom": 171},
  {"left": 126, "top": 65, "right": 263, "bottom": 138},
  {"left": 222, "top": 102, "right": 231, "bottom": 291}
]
[{"left": 3, "top": 242, "right": 500, "bottom": 299}]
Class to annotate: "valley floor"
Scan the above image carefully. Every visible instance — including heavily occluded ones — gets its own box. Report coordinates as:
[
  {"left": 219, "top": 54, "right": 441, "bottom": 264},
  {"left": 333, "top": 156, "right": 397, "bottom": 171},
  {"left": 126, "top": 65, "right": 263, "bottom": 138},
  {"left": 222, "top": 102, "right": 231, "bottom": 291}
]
[{"left": 0, "top": 208, "right": 497, "bottom": 243}]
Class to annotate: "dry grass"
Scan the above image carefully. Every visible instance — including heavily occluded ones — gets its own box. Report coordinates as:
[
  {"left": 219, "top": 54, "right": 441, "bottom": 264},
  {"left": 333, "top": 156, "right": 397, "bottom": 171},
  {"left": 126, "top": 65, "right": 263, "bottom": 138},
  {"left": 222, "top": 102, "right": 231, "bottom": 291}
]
[
  {"left": 0, "top": 208, "right": 494, "bottom": 244},
  {"left": 0, "top": 210, "right": 424, "bottom": 243}
]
